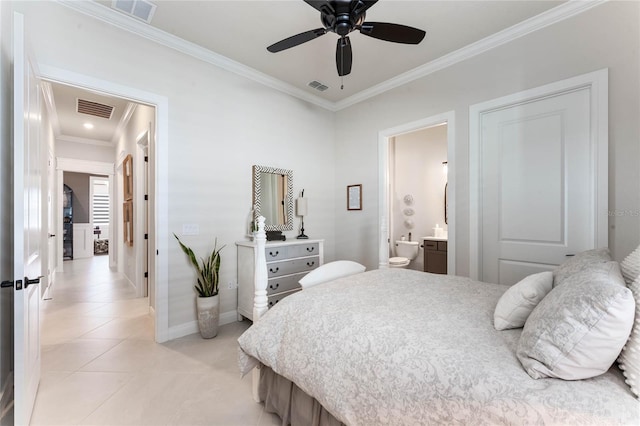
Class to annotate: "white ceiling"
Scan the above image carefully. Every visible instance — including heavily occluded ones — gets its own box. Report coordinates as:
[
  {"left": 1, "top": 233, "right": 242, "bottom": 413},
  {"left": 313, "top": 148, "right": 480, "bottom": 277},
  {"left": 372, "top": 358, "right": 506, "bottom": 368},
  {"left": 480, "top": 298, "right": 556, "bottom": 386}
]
[
  {"left": 51, "top": 0, "right": 573, "bottom": 144},
  {"left": 45, "top": 81, "right": 133, "bottom": 146}
]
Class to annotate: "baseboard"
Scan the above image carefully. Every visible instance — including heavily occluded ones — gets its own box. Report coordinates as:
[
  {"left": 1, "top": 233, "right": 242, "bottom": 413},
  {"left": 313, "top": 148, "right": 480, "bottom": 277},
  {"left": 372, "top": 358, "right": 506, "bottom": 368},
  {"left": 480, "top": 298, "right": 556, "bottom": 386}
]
[
  {"left": 166, "top": 309, "right": 239, "bottom": 341},
  {"left": 219, "top": 310, "right": 238, "bottom": 326},
  {"left": 149, "top": 305, "right": 156, "bottom": 318}
]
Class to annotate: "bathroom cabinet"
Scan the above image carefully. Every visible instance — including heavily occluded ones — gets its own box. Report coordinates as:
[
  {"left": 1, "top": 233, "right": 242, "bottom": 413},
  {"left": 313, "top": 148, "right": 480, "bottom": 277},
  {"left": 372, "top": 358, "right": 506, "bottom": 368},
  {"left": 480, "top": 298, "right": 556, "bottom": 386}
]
[
  {"left": 423, "top": 238, "right": 447, "bottom": 274},
  {"left": 236, "top": 239, "right": 324, "bottom": 321}
]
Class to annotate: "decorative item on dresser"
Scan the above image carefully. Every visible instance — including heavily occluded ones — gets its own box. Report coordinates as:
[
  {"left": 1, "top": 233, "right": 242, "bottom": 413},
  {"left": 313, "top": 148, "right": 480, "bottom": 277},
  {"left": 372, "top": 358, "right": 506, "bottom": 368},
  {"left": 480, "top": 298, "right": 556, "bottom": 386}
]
[
  {"left": 174, "top": 233, "right": 225, "bottom": 339},
  {"left": 296, "top": 189, "right": 308, "bottom": 239},
  {"left": 236, "top": 236, "right": 324, "bottom": 321}
]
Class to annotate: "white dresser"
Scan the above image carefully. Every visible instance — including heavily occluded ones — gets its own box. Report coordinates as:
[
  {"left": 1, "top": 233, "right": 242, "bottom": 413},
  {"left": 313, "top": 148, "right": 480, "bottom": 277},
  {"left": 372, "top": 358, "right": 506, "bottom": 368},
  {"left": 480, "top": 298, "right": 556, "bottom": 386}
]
[{"left": 236, "top": 239, "right": 324, "bottom": 321}]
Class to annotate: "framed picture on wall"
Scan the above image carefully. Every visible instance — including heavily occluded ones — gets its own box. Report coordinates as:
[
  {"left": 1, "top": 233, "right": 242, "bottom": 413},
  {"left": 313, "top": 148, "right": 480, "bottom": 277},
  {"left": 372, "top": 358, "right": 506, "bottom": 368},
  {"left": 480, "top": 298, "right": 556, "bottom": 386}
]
[
  {"left": 123, "top": 200, "right": 133, "bottom": 246},
  {"left": 123, "top": 154, "right": 133, "bottom": 201},
  {"left": 347, "top": 184, "right": 362, "bottom": 211}
]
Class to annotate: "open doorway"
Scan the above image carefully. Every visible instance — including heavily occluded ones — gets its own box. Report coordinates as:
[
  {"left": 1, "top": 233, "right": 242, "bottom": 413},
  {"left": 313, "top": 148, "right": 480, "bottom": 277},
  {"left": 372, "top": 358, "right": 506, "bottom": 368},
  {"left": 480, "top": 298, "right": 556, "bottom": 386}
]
[
  {"left": 41, "top": 75, "right": 162, "bottom": 340},
  {"left": 378, "top": 112, "right": 456, "bottom": 274}
]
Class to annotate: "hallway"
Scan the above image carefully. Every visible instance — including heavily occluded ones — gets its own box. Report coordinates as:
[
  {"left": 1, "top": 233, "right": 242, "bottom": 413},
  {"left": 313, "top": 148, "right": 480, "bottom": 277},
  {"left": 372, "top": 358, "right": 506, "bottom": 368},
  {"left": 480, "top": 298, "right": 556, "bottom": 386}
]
[{"left": 31, "top": 256, "right": 277, "bottom": 425}]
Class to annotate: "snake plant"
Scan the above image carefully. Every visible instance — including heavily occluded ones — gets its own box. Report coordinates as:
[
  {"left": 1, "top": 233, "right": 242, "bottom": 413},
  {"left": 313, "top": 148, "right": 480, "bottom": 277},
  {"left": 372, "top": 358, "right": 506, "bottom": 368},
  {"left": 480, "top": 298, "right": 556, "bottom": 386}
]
[{"left": 174, "top": 233, "right": 224, "bottom": 297}]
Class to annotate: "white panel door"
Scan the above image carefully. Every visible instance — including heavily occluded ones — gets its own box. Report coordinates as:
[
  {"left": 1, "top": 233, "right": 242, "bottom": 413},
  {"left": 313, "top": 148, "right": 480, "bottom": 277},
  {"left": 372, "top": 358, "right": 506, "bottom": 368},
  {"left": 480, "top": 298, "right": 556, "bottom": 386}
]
[
  {"left": 13, "top": 12, "right": 42, "bottom": 426},
  {"left": 480, "top": 87, "right": 599, "bottom": 285}
]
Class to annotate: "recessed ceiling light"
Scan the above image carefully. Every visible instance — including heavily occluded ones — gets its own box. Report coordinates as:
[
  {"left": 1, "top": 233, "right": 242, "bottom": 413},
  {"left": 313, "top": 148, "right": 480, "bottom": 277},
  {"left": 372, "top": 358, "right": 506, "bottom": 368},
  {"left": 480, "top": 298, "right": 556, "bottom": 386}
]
[{"left": 83, "top": 122, "right": 94, "bottom": 130}]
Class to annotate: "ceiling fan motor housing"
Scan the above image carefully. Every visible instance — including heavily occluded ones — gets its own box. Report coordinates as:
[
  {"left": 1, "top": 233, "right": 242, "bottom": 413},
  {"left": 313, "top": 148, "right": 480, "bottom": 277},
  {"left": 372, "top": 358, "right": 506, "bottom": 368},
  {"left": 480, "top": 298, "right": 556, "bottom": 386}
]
[{"left": 321, "top": 0, "right": 367, "bottom": 36}]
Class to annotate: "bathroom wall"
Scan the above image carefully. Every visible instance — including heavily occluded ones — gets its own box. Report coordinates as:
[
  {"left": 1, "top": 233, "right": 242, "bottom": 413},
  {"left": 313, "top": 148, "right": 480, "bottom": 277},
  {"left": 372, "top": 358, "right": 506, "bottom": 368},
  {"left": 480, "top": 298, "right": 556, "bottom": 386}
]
[{"left": 391, "top": 125, "right": 448, "bottom": 271}]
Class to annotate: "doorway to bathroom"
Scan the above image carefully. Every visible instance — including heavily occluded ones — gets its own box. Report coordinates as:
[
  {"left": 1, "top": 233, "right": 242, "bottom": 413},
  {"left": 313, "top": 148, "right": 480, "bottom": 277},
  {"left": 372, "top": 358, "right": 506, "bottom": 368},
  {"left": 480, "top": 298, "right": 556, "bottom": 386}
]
[{"left": 378, "top": 112, "right": 455, "bottom": 274}]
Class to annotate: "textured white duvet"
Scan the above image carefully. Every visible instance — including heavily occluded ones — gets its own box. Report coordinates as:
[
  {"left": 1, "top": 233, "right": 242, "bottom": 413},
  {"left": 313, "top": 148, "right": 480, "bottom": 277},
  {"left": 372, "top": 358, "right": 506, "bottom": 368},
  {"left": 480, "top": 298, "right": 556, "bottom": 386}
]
[{"left": 238, "top": 268, "right": 639, "bottom": 425}]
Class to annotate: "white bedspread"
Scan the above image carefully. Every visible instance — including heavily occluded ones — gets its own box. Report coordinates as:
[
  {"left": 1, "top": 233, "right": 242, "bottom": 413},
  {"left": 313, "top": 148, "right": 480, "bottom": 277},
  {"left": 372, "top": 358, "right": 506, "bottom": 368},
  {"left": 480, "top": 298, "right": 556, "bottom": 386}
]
[{"left": 238, "top": 268, "right": 639, "bottom": 425}]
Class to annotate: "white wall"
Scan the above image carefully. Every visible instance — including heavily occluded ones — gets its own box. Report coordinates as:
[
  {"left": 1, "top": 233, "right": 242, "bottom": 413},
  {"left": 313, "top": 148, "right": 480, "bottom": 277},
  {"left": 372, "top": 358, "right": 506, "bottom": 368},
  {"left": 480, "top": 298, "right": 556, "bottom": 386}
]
[
  {"left": 56, "top": 139, "right": 115, "bottom": 163},
  {"left": 115, "top": 104, "right": 154, "bottom": 291},
  {"left": 334, "top": 1, "right": 640, "bottom": 273},
  {"left": 11, "top": 1, "right": 336, "bottom": 329},
  {"left": 392, "top": 125, "right": 447, "bottom": 271}
]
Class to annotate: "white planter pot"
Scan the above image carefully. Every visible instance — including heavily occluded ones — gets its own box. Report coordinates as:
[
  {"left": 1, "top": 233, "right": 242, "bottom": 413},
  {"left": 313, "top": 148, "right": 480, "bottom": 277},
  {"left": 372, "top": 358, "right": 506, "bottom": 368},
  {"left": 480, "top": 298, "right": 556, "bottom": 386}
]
[{"left": 196, "top": 294, "right": 219, "bottom": 338}]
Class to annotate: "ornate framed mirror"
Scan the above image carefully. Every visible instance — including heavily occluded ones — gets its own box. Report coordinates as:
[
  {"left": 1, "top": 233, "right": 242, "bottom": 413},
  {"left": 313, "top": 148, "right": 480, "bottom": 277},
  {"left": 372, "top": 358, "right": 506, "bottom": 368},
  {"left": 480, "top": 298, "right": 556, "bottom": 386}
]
[{"left": 252, "top": 165, "right": 294, "bottom": 231}]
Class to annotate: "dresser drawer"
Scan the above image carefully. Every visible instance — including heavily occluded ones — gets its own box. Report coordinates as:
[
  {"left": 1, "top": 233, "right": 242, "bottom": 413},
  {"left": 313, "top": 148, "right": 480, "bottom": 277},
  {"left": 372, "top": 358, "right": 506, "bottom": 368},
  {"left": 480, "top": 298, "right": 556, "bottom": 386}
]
[
  {"left": 267, "top": 256, "right": 320, "bottom": 278},
  {"left": 268, "top": 289, "right": 300, "bottom": 309},
  {"left": 266, "top": 272, "right": 305, "bottom": 295},
  {"left": 264, "top": 242, "right": 320, "bottom": 261},
  {"left": 264, "top": 246, "right": 289, "bottom": 261},
  {"left": 288, "top": 243, "right": 320, "bottom": 258}
]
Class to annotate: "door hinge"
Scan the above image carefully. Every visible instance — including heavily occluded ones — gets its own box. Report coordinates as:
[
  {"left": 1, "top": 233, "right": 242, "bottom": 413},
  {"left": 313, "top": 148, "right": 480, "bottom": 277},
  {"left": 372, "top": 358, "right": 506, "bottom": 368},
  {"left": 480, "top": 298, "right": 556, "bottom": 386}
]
[
  {"left": 144, "top": 194, "right": 148, "bottom": 201},
  {"left": 144, "top": 272, "right": 148, "bottom": 278},
  {"left": 144, "top": 156, "right": 148, "bottom": 162},
  {"left": 144, "top": 234, "right": 148, "bottom": 240}
]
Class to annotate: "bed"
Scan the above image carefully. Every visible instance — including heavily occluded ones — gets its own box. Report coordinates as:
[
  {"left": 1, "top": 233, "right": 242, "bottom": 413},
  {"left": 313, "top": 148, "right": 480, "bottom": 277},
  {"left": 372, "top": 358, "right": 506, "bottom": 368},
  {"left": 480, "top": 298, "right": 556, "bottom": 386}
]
[{"left": 238, "top": 218, "right": 640, "bottom": 425}]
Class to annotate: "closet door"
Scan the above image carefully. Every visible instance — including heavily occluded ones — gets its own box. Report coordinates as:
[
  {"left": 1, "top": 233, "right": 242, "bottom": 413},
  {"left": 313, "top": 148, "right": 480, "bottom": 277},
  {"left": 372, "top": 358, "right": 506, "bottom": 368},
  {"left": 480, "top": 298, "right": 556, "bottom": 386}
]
[{"left": 471, "top": 71, "right": 608, "bottom": 285}]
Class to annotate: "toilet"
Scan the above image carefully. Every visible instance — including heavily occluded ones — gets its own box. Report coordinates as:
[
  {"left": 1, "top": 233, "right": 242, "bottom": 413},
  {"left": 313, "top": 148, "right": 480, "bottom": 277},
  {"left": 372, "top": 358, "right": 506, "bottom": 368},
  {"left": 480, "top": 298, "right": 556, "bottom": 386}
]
[{"left": 389, "top": 240, "right": 419, "bottom": 268}]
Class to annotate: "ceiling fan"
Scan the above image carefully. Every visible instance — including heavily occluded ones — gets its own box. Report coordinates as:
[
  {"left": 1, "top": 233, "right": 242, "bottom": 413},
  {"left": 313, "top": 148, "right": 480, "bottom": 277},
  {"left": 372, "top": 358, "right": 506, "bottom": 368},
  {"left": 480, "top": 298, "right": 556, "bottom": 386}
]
[{"left": 267, "top": 0, "right": 426, "bottom": 78}]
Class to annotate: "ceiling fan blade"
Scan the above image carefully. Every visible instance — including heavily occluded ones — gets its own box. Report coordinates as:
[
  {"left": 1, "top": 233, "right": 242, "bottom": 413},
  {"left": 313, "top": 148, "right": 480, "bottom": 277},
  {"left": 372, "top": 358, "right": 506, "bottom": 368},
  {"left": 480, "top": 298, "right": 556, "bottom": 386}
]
[
  {"left": 267, "top": 28, "right": 327, "bottom": 53},
  {"left": 336, "top": 36, "right": 353, "bottom": 76},
  {"left": 303, "top": 0, "right": 335, "bottom": 15},
  {"left": 359, "top": 22, "right": 426, "bottom": 44}
]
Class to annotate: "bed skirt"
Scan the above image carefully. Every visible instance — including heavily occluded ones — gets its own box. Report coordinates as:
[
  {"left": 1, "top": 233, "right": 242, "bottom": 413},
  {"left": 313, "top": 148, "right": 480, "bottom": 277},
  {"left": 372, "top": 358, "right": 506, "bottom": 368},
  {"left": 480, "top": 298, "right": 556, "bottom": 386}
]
[{"left": 259, "top": 366, "right": 345, "bottom": 426}]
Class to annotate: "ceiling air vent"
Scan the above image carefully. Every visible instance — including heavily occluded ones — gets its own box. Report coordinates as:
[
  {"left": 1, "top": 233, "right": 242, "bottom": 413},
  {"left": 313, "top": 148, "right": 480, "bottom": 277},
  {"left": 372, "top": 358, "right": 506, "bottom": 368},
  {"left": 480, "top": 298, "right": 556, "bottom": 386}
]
[
  {"left": 308, "top": 81, "right": 329, "bottom": 92},
  {"left": 77, "top": 99, "right": 114, "bottom": 120},
  {"left": 111, "top": 0, "right": 157, "bottom": 23}
]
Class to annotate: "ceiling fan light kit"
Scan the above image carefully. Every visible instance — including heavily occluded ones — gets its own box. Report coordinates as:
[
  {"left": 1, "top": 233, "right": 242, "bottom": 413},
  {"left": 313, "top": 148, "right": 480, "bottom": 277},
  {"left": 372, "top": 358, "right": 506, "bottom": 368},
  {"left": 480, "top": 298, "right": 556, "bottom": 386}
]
[{"left": 267, "top": 0, "right": 426, "bottom": 80}]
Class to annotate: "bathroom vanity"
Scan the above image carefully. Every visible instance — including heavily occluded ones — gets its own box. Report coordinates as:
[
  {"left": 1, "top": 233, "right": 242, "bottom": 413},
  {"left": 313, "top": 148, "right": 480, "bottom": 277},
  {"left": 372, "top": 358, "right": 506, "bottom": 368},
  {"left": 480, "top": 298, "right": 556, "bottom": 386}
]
[
  {"left": 236, "top": 239, "right": 324, "bottom": 321},
  {"left": 423, "top": 237, "right": 447, "bottom": 274}
]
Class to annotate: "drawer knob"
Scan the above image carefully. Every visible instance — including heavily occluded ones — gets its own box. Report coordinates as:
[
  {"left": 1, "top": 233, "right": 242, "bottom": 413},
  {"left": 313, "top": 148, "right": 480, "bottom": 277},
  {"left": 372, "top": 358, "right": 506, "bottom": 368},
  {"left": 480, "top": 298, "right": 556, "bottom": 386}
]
[
  {"left": 306, "top": 261, "right": 315, "bottom": 267},
  {"left": 269, "top": 251, "right": 279, "bottom": 257},
  {"left": 306, "top": 247, "right": 315, "bottom": 252},
  {"left": 269, "top": 283, "right": 280, "bottom": 290},
  {"left": 269, "top": 267, "right": 279, "bottom": 274}
]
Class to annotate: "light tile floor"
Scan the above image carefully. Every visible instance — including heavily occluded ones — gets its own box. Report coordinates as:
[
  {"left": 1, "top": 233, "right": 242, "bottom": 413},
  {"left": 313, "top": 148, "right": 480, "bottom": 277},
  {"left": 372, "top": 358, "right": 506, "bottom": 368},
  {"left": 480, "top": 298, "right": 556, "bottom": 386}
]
[{"left": 32, "top": 256, "right": 280, "bottom": 426}]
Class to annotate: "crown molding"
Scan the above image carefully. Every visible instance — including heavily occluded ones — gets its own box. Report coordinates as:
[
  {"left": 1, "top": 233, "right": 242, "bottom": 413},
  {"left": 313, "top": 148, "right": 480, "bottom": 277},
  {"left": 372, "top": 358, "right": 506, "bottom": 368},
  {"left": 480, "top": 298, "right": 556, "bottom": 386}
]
[
  {"left": 55, "top": 0, "right": 335, "bottom": 111},
  {"left": 57, "top": 134, "right": 115, "bottom": 147},
  {"left": 56, "top": 0, "right": 605, "bottom": 113},
  {"left": 111, "top": 102, "right": 136, "bottom": 145},
  {"left": 333, "top": 0, "right": 607, "bottom": 110}
]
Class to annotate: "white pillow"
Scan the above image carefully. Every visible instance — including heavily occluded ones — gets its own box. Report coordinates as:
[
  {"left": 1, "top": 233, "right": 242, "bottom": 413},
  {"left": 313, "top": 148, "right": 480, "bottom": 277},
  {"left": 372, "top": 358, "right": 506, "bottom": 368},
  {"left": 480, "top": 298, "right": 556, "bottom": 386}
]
[
  {"left": 620, "top": 245, "right": 640, "bottom": 286},
  {"left": 618, "top": 275, "right": 640, "bottom": 398},
  {"left": 494, "top": 271, "right": 553, "bottom": 331},
  {"left": 298, "top": 260, "right": 366, "bottom": 289},
  {"left": 553, "top": 248, "right": 611, "bottom": 288},
  {"left": 517, "top": 261, "right": 635, "bottom": 380}
]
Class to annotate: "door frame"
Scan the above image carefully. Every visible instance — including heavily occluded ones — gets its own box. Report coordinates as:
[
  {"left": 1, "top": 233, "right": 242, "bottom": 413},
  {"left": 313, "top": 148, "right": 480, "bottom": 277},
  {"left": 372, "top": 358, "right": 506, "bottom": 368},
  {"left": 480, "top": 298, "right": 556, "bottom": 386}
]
[
  {"left": 469, "top": 69, "right": 609, "bottom": 281},
  {"left": 40, "top": 64, "right": 170, "bottom": 343},
  {"left": 378, "top": 111, "right": 456, "bottom": 273}
]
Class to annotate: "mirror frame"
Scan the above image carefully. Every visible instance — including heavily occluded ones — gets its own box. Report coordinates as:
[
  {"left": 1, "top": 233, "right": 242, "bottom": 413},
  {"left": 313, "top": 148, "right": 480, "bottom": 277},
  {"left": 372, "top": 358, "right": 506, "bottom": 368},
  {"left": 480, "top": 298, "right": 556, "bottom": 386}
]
[{"left": 252, "top": 165, "right": 294, "bottom": 231}]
